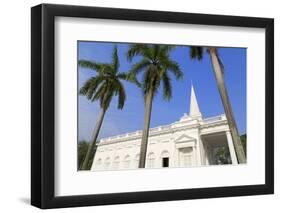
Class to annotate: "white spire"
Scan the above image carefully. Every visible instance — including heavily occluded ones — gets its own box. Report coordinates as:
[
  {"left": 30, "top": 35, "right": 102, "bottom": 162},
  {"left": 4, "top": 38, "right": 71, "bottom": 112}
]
[{"left": 189, "top": 84, "right": 201, "bottom": 117}]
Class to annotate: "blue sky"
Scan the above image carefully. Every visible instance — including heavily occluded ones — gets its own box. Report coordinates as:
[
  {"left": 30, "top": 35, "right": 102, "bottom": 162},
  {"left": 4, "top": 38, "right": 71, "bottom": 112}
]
[{"left": 78, "top": 41, "right": 246, "bottom": 142}]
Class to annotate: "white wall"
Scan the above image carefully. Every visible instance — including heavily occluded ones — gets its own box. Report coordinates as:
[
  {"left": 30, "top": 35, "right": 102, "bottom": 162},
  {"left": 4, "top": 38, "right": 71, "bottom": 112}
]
[{"left": 0, "top": 0, "right": 279, "bottom": 212}]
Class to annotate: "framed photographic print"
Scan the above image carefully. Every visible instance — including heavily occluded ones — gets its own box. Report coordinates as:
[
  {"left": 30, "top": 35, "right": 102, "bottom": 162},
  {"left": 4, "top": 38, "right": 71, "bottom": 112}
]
[{"left": 31, "top": 3, "right": 274, "bottom": 209}]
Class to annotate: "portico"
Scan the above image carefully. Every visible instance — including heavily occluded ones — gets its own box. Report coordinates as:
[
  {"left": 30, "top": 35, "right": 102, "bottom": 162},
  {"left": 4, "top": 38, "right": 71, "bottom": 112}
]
[{"left": 201, "top": 131, "right": 238, "bottom": 165}]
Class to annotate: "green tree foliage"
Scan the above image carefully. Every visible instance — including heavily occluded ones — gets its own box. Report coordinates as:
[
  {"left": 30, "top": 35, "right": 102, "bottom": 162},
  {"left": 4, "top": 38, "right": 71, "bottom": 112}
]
[
  {"left": 213, "top": 134, "right": 247, "bottom": 164},
  {"left": 127, "top": 44, "right": 183, "bottom": 100},
  {"left": 214, "top": 146, "right": 232, "bottom": 165},
  {"left": 79, "top": 46, "right": 131, "bottom": 111},
  {"left": 78, "top": 140, "right": 96, "bottom": 170},
  {"left": 240, "top": 134, "right": 247, "bottom": 157}
]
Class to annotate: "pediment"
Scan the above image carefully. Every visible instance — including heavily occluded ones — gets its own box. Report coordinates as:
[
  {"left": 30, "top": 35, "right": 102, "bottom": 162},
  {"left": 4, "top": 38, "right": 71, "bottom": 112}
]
[{"left": 174, "top": 134, "right": 196, "bottom": 143}]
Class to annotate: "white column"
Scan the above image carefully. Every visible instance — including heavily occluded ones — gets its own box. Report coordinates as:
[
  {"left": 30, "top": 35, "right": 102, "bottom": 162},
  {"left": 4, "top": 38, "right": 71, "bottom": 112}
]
[
  {"left": 197, "top": 140, "right": 203, "bottom": 166},
  {"left": 205, "top": 147, "right": 210, "bottom": 165},
  {"left": 204, "top": 144, "right": 209, "bottom": 165},
  {"left": 173, "top": 146, "right": 179, "bottom": 168},
  {"left": 177, "top": 148, "right": 181, "bottom": 167},
  {"left": 226, "top": 130, "right": 238, "bottom": 165}
]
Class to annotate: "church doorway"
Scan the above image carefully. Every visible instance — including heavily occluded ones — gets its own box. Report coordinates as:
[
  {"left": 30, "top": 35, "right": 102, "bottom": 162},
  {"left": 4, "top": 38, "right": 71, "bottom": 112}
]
[
  {"left": 162, "top": 157, "right": 169, "bottom": 167},
  {"left": 161, "top": 150, "right": 170, "bottom": 168}
]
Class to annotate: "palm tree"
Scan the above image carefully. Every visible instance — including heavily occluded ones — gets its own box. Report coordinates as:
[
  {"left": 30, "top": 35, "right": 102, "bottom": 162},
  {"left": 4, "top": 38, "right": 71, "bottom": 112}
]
[
  {"left": 127, "top": 44, "right": 183, "bottom": 168},
  {"left": 189, "top": 46, "right": 246, "bottom": 164},
  {"left": 79, "top": 46, "right": 134, "bottom": 170}
]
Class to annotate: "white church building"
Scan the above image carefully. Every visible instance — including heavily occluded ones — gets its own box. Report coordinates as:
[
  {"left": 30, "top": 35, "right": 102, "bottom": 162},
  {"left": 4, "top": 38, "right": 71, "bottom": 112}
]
[{"left": 91, "top": 85, "right": 238, "bottom": 171}]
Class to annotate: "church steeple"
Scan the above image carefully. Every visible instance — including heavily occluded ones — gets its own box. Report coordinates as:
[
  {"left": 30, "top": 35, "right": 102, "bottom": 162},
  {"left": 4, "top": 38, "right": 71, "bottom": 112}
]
[{"left": 189, "top": 84, "right": 202, "bottom": 117}]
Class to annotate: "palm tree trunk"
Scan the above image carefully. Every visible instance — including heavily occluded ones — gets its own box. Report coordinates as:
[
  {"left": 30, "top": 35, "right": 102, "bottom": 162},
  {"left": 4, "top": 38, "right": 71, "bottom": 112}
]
[
  {"left": 208, "top": 47, "right": 246, "bottom": 164},
  {"left": 138, "top": 89, "right": 153, "bottom": 168},
  {"left": 81, "top": 107, "right": 106, "bottom": 170}
]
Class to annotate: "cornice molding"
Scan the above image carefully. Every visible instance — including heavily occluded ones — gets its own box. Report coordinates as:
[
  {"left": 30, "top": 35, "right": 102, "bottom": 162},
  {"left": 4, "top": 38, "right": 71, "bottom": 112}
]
[{"left": 98, "top": 118, "right": 227, "bottom": 146}]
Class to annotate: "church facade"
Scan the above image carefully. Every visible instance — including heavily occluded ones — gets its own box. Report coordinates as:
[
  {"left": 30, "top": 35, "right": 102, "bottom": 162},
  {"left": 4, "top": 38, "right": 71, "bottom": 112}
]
[{"left": 91, "top": 86, "right": 238, "bottom": 171}]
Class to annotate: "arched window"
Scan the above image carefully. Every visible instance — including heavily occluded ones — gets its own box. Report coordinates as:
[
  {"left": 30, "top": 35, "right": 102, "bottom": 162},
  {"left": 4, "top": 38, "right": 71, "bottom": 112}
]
[
  {"left": 161, "top": 150, "right": 170, "bottom": 167},
  {"left": 146, "top": 152, "right": 155, "bottom": 168},
  {"left": 112, "top": 156, "right": 120, "bottom": 170},
  {"left": 161, "top": 150, "right": 169, "bottom": 158},
  {"left": 104, "top": 157, "right": 111, "bottom": 170},
  {"left": 123, "top": 155, "right": 130, "bottom": 169},
  {"left": 135, "top": 153, "right": 140, "bottom": 168}
]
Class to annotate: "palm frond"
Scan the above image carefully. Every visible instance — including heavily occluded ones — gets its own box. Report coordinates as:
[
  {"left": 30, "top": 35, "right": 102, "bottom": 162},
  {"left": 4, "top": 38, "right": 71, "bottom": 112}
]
[
  {"left": 116, "top": 82, "right": 126, "bottom": 109},
  {"left": 101, "top": 85, "right": 114, "bottom": 110},
  {"left": 127, "top": 44, "right": 183, "bottom": 100},
  {"left": 111, "top": 45, "right": 119, "bottom": 73},
  {"left": 78, "top": 60, "right": 101, "bottom": 70},
  {"left": 78, "top": 60, "right": 113, "bottom": 75},
  {"left": 189, "top": 46, "right": 203, "bottom": 60},
  {"left": 79, "top": 46, "right": 134, "bottom": 111},
  {"left": 129, "top": 59, "right": 151, "bottom": 76},
  {"left": 152, "top": 44, "right": 160, "bottom": 61},
  {"left": 116, "top": 72, "right": 127, "bottom": 79},
  {"left": 79, "top": 76, "right": 105, "bottom": 100},
  {"left": 141, "top": 67, "right": 152, "bottom": 96},
  {"left": 162, "top": 72, "right": 172, "bottom": 100},
  {"left": 92, "top": 82, "right": 107, "bottom": 102},
  {"left": 164, "top": 60, "right": 183, "bottom": 80},
  {"left": 158, "top": 45, "right": 175, "bottom": 59},
  {"left": 117, "top": 72, "right": 141, "bottom": 88},
  {"left": 142, "top": 66, "right": 160, "bottom": 98},
  {"left": 127, "top": 44, "right": 152, "bottom": 61},
  {"left": 79, "top": 77, "right": 94, "bottom": 95}
]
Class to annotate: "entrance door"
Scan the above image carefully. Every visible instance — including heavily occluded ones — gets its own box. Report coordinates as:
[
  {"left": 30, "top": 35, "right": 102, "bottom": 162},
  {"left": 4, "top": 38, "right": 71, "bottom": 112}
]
[
  {"left": 179, "top": 147, "right": 193, "bottom": 167},
  {"left": 162, "top": 157, "right": 169, "bottom": 167}
]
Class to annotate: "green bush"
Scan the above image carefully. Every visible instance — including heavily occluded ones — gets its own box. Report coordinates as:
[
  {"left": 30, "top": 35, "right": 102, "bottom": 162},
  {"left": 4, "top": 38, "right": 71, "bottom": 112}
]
[{"left": 78, "top": 140, "right": 96, "bottom": 170}]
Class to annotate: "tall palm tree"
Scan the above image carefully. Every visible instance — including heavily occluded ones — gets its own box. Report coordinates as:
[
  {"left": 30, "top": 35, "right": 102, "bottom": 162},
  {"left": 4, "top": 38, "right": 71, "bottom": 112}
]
[
  {"left": 79, "top": 46, "right": 133, "bottom": 170},
  {"left": 189, "top": 46, "right": 246, "bottom": 163},
  {"left": 127, "top": 44, "right": 183, "bottom": 168}
]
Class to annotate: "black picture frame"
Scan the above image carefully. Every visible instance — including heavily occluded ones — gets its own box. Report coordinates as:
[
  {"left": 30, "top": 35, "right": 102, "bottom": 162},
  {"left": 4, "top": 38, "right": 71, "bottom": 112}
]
[{"left": 31, "top": 3, "right": 274, "bottom": 209}]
